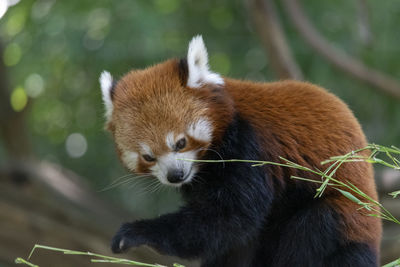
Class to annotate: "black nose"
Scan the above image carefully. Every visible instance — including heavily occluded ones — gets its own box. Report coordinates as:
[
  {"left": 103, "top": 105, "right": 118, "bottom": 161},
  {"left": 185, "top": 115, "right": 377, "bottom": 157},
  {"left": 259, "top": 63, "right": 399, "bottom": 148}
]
[{"left": 167, "top": 169, "right": 185, "bottom": 183}]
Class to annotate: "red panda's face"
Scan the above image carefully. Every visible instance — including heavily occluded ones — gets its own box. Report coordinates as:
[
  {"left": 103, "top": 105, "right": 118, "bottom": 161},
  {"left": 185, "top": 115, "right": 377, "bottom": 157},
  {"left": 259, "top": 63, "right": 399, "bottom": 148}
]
[
  {"left": 100, "top": 36, "right": 228, "bottom": 187},
  {"left": 110, "top": 75, "right": 213, "bottom": 186},
  {"left": 116, "top": 118, "right": 212, "bottom": 186}
]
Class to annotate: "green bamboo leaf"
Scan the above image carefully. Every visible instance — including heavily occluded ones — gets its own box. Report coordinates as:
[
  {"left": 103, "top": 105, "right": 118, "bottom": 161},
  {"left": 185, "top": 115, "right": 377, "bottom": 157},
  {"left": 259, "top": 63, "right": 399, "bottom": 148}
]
[
  {"left": 336, "top": 188, "right": 363, "bottom": 204},
  {"left": 389, "top": 190, "right": 400, "bottom": 199}
]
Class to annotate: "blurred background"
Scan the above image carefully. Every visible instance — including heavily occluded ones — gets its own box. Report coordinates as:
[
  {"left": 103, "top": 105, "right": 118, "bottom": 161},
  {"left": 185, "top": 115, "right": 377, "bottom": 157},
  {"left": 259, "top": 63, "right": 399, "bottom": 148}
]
[{"left": 0, "top": 0, "right": 399, "bottom": 266}]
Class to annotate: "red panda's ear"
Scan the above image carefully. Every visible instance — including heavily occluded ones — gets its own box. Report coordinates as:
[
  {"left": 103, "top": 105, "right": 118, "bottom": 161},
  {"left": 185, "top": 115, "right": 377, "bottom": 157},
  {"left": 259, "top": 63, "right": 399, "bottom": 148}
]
[
  {"left": 186, "top": 35, "right": 224, "bottom": 88},
  {"left": 99, "top": 71, "right": 113, "bottom": 123}
]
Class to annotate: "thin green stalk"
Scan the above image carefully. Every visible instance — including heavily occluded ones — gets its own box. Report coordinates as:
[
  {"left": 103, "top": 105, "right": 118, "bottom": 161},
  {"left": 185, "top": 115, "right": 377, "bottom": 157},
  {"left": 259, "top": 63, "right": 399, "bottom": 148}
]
[
  {"left": 22, "top": 244, "right": 174, "bottom": 267},
  {"left": 289, "top": 175, "right": 337, "bottom": 186},
  {"left": 15, "top": 258, "right": 39, "bottom": 267}
]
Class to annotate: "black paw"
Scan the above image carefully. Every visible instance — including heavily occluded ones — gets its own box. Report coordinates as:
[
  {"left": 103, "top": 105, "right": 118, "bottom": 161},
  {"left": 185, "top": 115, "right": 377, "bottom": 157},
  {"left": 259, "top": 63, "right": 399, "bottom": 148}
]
[
  {"left": 111, "top": 222, "right": 144, "bottom": 253},
  {"left": 111, "top": 232, "right": 128, "bottom": 253}
]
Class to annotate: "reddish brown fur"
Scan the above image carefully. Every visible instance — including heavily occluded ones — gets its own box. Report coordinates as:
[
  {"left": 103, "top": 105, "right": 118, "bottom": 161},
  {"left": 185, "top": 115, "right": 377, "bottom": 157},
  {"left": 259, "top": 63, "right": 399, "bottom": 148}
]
[{"left": 108, "top": 60, "right": 381, "bottom": 253}]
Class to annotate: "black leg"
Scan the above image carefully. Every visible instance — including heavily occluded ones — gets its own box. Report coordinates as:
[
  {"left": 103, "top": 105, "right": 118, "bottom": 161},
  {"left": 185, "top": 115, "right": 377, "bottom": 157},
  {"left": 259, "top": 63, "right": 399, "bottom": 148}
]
[
  {"left": 324, "top": 242, "right": 377, "bottom": 267},
  {"left": 111, "top": 179, "right": 271, "bottom": 260},
  {"left": 200, "top": 239, "right": 257, "bottom": 267},
  {"left": 269, "top": 201, "right": 340, "bottom": 267}
]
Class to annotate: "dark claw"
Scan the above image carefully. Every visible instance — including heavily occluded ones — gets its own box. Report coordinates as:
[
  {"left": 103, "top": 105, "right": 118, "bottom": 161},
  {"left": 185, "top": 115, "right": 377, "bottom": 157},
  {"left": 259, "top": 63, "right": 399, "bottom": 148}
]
[
  {"left": 111, "top": 233, "right": 127, "bottom": 253},
  {"left": 110, "top": 222, "right": 145, "bottom": 253}
]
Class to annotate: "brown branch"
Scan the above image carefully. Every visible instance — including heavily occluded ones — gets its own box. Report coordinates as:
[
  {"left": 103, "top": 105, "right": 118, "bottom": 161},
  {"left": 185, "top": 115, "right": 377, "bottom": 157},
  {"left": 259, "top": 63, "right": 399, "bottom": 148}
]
[
  {"left": 281, "top": 0, "right": 400, "bottom": 100},
  {"left": 1, "top": 160, "right": 127, "bottom": 228},
  {"left": 246, "top": 0, "right": 303, "bottom": 80}
]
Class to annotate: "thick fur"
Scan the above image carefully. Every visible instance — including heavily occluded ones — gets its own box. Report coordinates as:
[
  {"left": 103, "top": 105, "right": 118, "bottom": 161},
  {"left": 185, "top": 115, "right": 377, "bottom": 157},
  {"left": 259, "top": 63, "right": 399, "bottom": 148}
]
[{"left": 104, "top": 38, "right": 381, "bottom": 266}]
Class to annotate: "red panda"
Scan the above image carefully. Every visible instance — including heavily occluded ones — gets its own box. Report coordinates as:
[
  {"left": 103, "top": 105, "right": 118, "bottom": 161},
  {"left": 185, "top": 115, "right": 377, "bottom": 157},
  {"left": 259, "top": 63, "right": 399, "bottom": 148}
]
[{"left": 100, "top": 35, "right": 381, "bottom": 267}]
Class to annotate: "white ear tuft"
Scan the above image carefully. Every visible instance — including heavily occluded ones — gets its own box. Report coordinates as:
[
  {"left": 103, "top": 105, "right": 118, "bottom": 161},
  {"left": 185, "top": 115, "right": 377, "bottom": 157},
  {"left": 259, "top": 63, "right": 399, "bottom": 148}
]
[
  {"left": 187, "top": 35, "right": 224, "bottom": 88},
  {"left": 187, "top": 117, "right": 213, "bottom": 142},
  {"left": 99, "top": 71, "right": 113, "bottom": 122}
]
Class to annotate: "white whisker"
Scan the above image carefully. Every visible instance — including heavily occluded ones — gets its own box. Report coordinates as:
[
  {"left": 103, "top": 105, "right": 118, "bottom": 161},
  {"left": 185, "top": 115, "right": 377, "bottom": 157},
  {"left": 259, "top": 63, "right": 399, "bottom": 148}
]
[
  {"left": 99, "top": 173, "right": 153, "bottom": 192},
  {"left": 98, "top": 173, "right": 135, "bottom": 192}
]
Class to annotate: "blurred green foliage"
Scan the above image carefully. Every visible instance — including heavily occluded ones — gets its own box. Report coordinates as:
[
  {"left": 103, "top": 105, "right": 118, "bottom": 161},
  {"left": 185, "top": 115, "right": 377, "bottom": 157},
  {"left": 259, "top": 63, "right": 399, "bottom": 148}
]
[{"left": 0, "top": 0, "right": 399, "bottom": 217}]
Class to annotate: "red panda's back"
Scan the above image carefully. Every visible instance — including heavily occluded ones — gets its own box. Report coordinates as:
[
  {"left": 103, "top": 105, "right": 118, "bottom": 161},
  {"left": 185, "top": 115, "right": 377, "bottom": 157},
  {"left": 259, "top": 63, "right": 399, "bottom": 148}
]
[
  {"left": 224, "top": 79, "right": 381, "bottom": 252},
  {"left": 225, "top": 79, "right": 366, "bottom": 159}
]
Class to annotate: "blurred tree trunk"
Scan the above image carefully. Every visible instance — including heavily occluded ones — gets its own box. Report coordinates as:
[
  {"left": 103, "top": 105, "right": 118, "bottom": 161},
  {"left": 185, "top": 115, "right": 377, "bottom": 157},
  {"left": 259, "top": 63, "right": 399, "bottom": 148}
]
[
  {"left": 0, "top": 42, "right": 32, "bottom": 160},
  {"left": 246, "top": 0, "right": 303, "bottom": 80}
]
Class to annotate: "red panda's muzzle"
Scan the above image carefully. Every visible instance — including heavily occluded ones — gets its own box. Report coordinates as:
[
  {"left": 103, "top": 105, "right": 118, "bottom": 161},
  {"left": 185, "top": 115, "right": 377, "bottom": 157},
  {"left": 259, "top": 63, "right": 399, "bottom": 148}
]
[{"left": 166, "top": 169, "right": 186, "bottom": 183}]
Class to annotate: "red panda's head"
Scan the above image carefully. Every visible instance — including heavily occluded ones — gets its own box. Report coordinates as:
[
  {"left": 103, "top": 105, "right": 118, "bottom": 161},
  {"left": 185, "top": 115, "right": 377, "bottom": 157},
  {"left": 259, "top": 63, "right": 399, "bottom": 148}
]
[{"left": 100, "top": 36, "right": 234, "bottom": 187}]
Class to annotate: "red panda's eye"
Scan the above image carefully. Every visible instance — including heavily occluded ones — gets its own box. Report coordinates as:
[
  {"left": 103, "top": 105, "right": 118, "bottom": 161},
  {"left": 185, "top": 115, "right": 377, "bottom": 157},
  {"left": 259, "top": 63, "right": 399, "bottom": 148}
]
[
  {"left": 175, "top": 138, "right": 186, "bottom": 151},
  {"left": 142, "top": 154, "right": 156, "bottom": 162}
]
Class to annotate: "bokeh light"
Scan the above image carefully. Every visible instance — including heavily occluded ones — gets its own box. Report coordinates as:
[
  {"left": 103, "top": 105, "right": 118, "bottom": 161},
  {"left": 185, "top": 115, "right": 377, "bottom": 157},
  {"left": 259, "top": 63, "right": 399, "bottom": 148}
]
[
  {"left": 10, "top": 86, "right": 27, "bottom": 111},
  {"left": 3, "top": 42, "right": 21, "bottom": 66},
  {"left": 31, "top": 0, "right": 54, "bottom": 20},
  {"left": 65, "top": 133, "right": 88, "bottom": 158},
  {"left": 4, "top": 5, "right": 26, "bottom": 36},
  {"left": 245, "top": 48, "right": 267, "bottom": 71},
  {"left": 25, "top": 73, "right": 45, "bottom": 98}
]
